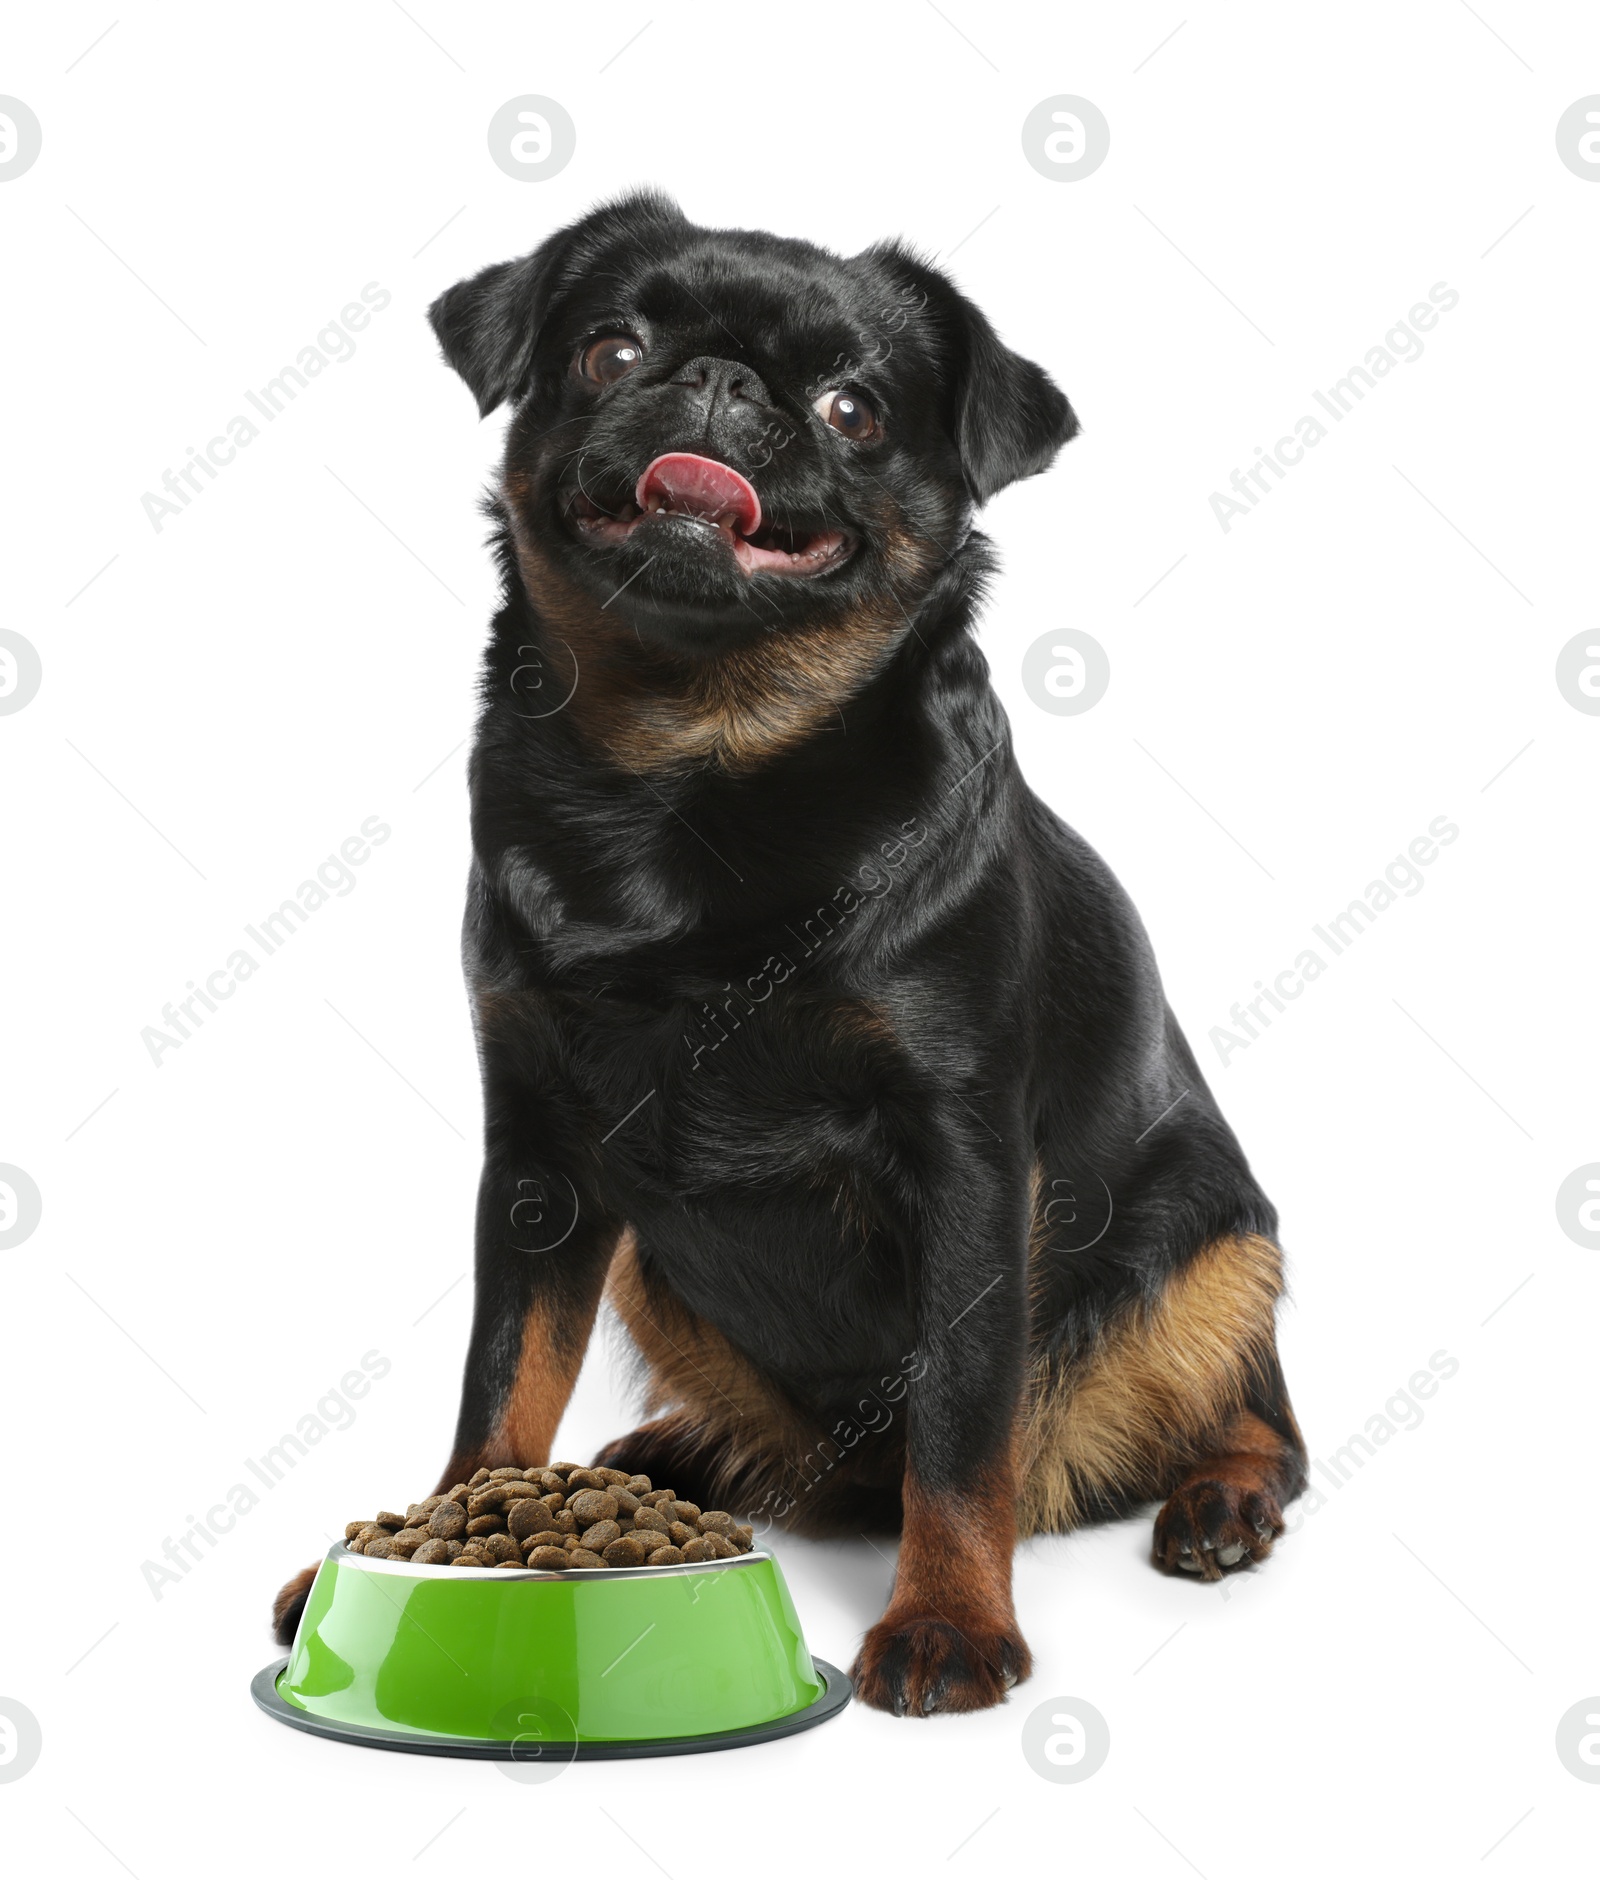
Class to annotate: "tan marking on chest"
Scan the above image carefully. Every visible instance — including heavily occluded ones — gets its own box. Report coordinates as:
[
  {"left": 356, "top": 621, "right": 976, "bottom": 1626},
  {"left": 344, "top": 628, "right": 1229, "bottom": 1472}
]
[{"left": 506, "top": 515, "right": 925, "bottom": 775}]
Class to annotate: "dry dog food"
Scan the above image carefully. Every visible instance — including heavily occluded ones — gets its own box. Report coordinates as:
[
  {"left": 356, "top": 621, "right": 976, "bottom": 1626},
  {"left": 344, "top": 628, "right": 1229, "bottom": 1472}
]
[{"left": 343, "top": 1463, "right": 756, "bottom": 1571}]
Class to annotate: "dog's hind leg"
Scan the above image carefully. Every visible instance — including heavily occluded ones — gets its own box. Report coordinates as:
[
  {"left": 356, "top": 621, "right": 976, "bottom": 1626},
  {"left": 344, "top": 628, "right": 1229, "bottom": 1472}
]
[
  {"left": 1019, "top": 1232, "right": 1307, "bottom": 1579},
  {"left": 1151, "top": 1355, "right": 1307, "bottom": 1579},
  {"left": 591, "top": 1410, "right": 734, "bottom": 1509}
]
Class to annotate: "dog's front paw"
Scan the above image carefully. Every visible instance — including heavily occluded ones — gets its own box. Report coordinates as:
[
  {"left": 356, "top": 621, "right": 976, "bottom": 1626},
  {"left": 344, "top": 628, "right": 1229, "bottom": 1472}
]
[
  {"left": 1153, "top": 1477, "right": 1284, "bottom": 1580},
  {"left": 851, "top": 1613, "right": 1031, "bottom": 1716},
  {"left": 271, "top": 1562, "right": 319, "bottom": 1647}
]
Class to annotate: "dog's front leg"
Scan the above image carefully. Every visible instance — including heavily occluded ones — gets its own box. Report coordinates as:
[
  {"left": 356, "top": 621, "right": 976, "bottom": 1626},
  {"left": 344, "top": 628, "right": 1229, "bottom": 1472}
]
[
  {"left": 269, "top": 1037, "right": 616, "bottom": 1646},
  {"left": 851, "top": 1143, "right": 1032, "bottom": 1716},
  {"left": 434, "top": 1044, "right": 621, "bottom": 1489}
]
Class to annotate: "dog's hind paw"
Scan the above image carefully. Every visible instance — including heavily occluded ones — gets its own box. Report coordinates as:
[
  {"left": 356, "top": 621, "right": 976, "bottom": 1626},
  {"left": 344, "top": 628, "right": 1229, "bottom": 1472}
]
[
  {"left": 1153, "top": 1477, "right": 1284, "bottom": 1581},
  {"left": 591, "top": 1416, "right": 726, "bottom": 1507},
  {"left": 851, "top": 1614, "right": 1030, "bottom": 1716}
]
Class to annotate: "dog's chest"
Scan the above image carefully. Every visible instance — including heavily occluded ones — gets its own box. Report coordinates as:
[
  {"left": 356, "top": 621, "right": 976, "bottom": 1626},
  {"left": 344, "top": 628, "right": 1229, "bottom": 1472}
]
[{"left": 562, "top": 964, "right": 913, "bottom": 1207}]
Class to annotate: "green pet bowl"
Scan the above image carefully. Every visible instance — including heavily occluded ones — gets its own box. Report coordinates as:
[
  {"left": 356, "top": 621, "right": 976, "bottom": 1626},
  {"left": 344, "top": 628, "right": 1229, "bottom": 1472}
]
[{"left": 252, "top": 1543, "right": 850, "bottom": 1760}]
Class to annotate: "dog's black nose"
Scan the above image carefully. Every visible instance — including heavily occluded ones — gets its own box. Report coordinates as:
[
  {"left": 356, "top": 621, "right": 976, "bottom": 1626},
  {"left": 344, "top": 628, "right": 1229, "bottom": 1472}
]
[{"left": 669, "top": 355, "right": 771, "bottom": 411}]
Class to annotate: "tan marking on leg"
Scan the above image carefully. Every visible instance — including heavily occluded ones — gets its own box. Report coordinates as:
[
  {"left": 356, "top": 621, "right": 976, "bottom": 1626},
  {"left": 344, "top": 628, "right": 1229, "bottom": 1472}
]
[
  {"left": 852, "top": 1455, "right": 1031, "bottom": 1714},
  {"left": 1018, "top": 1232, "right": 1286, "bottom": 1535},
  {"left": 882, "top": 1459, "right": 1020, "bottom": 1636},
  {"left": 486, "top": 1295, "right": 592, "bottom": 1465},
  {"left": 441, "top": 1228, "right": 625, "bottom": 1485}
]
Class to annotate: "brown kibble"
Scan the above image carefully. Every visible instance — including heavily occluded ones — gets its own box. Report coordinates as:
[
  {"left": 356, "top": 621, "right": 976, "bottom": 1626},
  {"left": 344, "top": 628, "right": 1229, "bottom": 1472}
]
[
  {"left": 506, "top": 1499, "right": 547, "bottom": 1540},
  {"left": 429, "top": 1500, "right": 467, "bottom": 1540},
  {"left": 342, "top": 1459, "right": 736, "bottom": 1572},
  {"left": 568, "top": 1489, "right": 618, "bottom": 1527}
]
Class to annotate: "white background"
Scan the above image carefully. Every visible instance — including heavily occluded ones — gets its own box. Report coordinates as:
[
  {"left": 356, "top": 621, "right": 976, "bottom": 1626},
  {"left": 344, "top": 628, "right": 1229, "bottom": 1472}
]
[{"left": 3, "top": 2, "right": 1597, "bottom": 1871}]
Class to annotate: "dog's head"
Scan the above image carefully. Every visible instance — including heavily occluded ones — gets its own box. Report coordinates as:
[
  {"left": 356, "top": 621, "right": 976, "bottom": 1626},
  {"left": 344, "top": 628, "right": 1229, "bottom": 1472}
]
[{"left": 430, "top": 192, "right": 1078, "bottom": 659}]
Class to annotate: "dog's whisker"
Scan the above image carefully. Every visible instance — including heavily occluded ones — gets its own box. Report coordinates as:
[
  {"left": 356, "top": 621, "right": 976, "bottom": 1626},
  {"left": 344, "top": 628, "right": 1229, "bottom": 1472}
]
[{"left": 533, "top": 411, "right": 599, "bottom": 444}]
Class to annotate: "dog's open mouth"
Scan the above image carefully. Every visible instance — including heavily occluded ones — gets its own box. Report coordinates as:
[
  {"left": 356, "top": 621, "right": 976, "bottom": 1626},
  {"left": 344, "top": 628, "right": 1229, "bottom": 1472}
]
[{"left": 568, "top": 452, "right": 852, "bottom": 577}]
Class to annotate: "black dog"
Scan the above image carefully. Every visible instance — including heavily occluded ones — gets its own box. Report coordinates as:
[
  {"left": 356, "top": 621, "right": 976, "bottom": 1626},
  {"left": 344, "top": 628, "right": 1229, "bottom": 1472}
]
[{"left": 274, "top": 191, "right": 1306, "bottom": 1715}]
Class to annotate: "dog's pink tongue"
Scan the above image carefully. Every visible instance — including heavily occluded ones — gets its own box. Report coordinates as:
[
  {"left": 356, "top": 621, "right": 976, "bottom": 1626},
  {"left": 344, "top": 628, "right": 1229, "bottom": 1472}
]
[{"left": 635, "top": 453, "right": 762, "bottom": 537}]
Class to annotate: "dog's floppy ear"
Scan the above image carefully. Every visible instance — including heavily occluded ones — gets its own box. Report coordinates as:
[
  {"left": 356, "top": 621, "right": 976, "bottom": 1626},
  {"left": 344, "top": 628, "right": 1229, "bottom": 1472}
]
[
  {"left": 859, "top": 240, "right": 1078, "bottom": 505},
  {"left": 428, "top": 189, "right": 689, "bottom": 417}
]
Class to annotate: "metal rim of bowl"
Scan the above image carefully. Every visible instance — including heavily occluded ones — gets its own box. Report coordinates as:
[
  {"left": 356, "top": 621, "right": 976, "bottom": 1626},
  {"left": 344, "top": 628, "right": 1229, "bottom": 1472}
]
[
  {"left": 328, "top": 1539, "right": 772, "bottom": 1582},
  {"left": 251, "top": 1654, "right": 853, "bottom": 1760}
]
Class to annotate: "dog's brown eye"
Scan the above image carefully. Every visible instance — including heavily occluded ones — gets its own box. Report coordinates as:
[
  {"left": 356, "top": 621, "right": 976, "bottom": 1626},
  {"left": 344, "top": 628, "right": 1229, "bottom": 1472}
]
[
  {"left": 813, "top": 389, "right": 880, "bottom": 440},
  {"left": 580, "top": 334, "right": 645, "bottom": 385}
]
